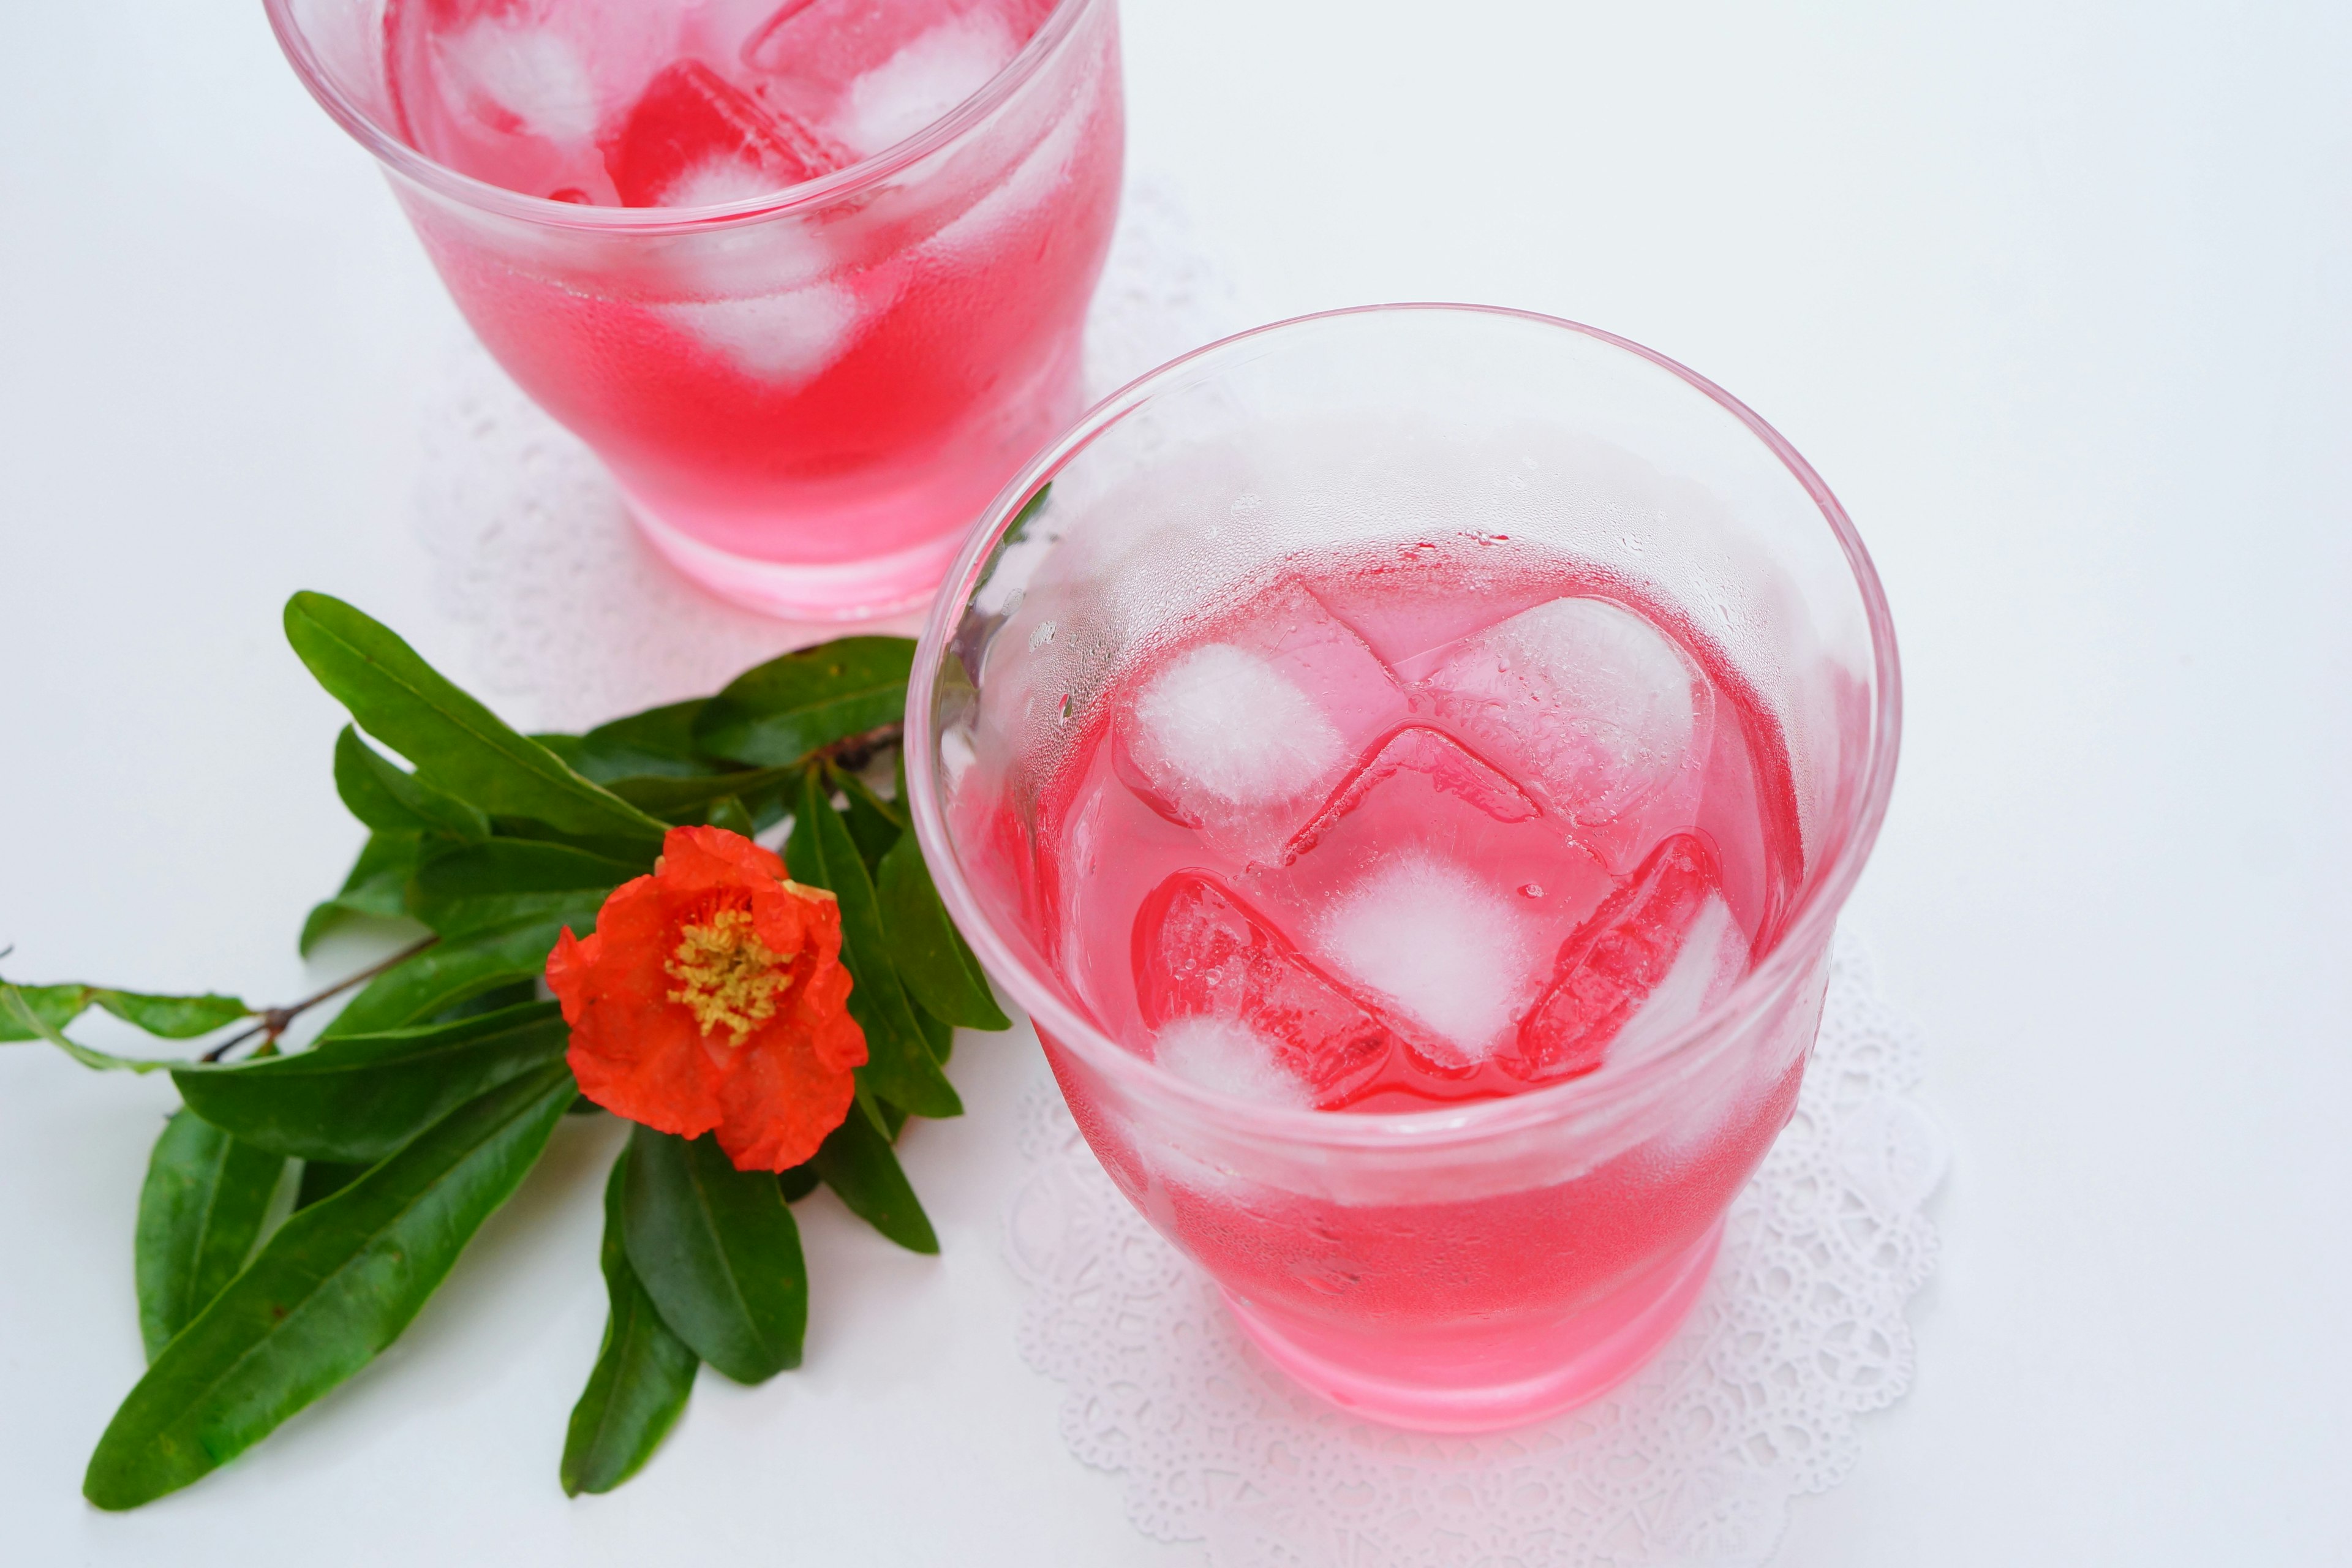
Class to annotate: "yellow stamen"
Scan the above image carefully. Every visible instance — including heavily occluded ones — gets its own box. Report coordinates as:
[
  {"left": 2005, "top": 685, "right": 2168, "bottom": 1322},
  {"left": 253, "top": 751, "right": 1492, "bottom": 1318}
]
[{"left": 666, "top": 907, "right": 795, "bottom": 1046}]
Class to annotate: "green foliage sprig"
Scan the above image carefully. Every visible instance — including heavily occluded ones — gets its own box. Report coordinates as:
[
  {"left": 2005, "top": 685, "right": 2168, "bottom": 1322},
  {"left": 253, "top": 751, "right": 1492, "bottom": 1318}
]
[{"left": 0, "top": 594, "right": 1007, "bottom": 1508}]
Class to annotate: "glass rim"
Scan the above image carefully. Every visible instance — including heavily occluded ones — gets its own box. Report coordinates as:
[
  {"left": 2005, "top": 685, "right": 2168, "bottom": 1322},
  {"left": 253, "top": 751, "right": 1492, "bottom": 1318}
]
[
  {"left": 905, "top": 303, "right": 1905, "bottom": 1151},
  {"left": 262, "top": 0, "right": 1109, "bottom": 233}
]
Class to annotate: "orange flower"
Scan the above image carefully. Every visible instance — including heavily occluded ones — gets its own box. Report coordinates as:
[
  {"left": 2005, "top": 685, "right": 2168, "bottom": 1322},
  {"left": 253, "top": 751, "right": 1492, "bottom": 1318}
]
[{"left": 547, "top": 826, "right": 866, "bottom": 1172}]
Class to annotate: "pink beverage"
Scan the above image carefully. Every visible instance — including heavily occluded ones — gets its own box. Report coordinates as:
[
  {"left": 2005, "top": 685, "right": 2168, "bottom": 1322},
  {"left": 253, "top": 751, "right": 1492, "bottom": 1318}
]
[
  {"left": 1044, "top": 543, "right": 1804, "bottom": 1114},
  {"left": 268, "top": 0, "right": 1123, "bottom": 618},
  {"left": 1031, "top": 540, "right": 1807, "bottom": 1398},
  {"left": 908, "top": 307, "right": 1902, "bottom": 1432}
]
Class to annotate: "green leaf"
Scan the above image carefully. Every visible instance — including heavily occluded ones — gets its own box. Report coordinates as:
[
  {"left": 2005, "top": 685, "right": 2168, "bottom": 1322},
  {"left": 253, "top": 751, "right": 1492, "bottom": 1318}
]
[
  {"left": 605, "top": 766, "right": 801, "bottom": 823},
  {"left": 530, "top": 732, "right": 589, "bottom": 767},
  {"left": 442, "top": 980, "right": 538, "bottom": 1020},
  {"left": 570, "top": 701, "right": 717, "bottom": 782},
  {"left": 785, "top": 772, "right": 961, "bottom": 1120},
  {"left": 562, "top": 1147, "right": 698, "bottom": 1496},
  {"left": 810, "top": 1104, "right": 937, "bottom": 1254},
  {"left": 875, "top": 833, "right": 1012, "bottom": 1031},
  {"left": 0, "top": 982, "right": 252, "bottom": 1046},
  {"left": 83, "top": 1061, "right": 575, "bottom": 1510},
  {"left": 300, "top": 833, "right": 426, "bottom": 955},
  {"left": 298, "top": 907, "right": 348, "bottom": 957},
  {"left": 332, "top": 726, "right": 491, "bottom": 840},
  {"left": 322, "top": 917, "right": 578, "bottom": 1039},
  {"left": 295, "top": 1159, "right": 368, "bottom": 1210},
  {"left": 777, "top": 1163, "right": 821, "bottom": 1202},
  {"left": 282, "top": 592, "right": 666, "bottom": 846},
  {"left": 912, "top": 1005, "right": 953, "bottom": 1069},
  {"left": 833, "top": 764, "right": 905, "bottom": 824},
  {"left": 620, "top": 1127, "right": 805, "bottom": 1385},
  {"left": 135, "top": 1112, "right": 288, "bottom": 1362},
  {"left": 834, "top": 769, "right": 903, "bottom": 876},
  {"left": 409, "top": 840, "right": 639, "bottom": 937},
  {"left": 703, "top": 796, "right": 755, "bottom": 837},
  {"left": 695, "top": 638, "right": 914, "bottom": 767},
  {"left": 483, "top": 816, "right": 669, "bottom": 866},
  {"left": 1, "top": 984, "right": 221, "bottom": 1072},
  {"left": 0, "top": 983, "right": 94, "bottom": 1041},
  {"left": 173, "top": 1001, "right": 570, "bottom": 1164},
  {"left": 96, "top": 992, "right": 256, "bottom": 1039},
  {"left": 1, "top": 987, "right": 252, "bottom": 1072}
]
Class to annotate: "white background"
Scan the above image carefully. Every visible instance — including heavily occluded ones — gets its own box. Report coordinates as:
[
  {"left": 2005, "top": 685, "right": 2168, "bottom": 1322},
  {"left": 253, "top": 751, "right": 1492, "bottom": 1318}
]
[{"left": 3, "top": 1, "right": 2349, "bottom": 1562}]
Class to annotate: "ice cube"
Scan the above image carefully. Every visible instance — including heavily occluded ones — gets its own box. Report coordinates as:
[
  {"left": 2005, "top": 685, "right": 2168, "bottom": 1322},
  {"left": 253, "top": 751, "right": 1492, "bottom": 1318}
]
[
  {"left": 1417, "top": 596, "right": 1705, "bottom": 830},
  {"left": 1132, "top": 871, "right": 1392, "bottom": 1104},
  {"left": 827, "top": 9, "right": 1020, "bottom": 158},
  {"left": 1284, "top": 723, "right": 1537, "bottom": 862},
  {"left": 1605, "top": 891, "right": 1746, "bottom": 1064},
  {"left": 388, "top": 0, "right": 688, "bottom": 202},
  {"left": 605, "top": 59, "right": 848, "bottom": 208},
  {"left": 919, "top": 28, "right": 1102, "bottom": 262},
  {"left": 1256, "top": 725, "right": 1614, "bottom": 1066},
  {"left": 660, "top": 279, "right": 864, "bottom": 385},
  {"left": 1313, "top": 851, "right": 1544, "bottom": 1067},
  {"left": 1243, "top": 581, "right": 1414, "bottom": 752},
  {"left": 1150, "top": 1016, "right": 1317, "bottom": 1110},
  {"left": 741, "top": 0, "right": 873, "bottom": 77},
  {"left": 1500, "top": 832, "right": 1747, "bottom": 1084},
  {"left": 1116, "top": 643, "right": 1348, "bottom": 862},
  {"left": 736, "top": 0, "right": 824, "bottom": 69},
  {"left": 737, "top": 0, "right": 937, "bottom": 134},
  {"left": 1115, "top": 583, "right": 1408, "bottom": 863},
  {"left": 435, "top": 17, "right": 601, "bottom": 143}
]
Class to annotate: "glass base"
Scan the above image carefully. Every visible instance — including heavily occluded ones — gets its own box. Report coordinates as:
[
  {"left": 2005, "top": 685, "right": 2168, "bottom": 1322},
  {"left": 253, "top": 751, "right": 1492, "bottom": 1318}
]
[
  {"left": 1220, "top": 1218, "right": 1724, "bottom": 1434},
  {"left": 630, "top": 501, "right": 969, "bottom": 622}
]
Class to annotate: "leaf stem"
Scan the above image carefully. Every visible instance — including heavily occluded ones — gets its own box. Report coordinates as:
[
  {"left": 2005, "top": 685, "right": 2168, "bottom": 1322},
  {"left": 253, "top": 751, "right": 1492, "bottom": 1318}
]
[
  {"left": 199, "top": 935, "right": 442, "bottom": 1062},
  {"left": 812, "top": 722, "right": 903, "bottom": 776}
]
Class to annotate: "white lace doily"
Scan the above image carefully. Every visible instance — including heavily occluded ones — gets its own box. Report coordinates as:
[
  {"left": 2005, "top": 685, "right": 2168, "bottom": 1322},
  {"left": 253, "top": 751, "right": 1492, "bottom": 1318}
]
[
  {"left": 413, "top": 172, "right": 1248, "bottom": 734},
  {"left": 1005, "top": 934, "right": 1946, "bottom": 1568}
]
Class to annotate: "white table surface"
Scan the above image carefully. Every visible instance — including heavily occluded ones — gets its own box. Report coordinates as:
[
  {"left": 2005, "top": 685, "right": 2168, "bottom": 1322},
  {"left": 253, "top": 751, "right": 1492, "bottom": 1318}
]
[{"left": 4, "top": 2, "right": 2348, "bottom": 1562}]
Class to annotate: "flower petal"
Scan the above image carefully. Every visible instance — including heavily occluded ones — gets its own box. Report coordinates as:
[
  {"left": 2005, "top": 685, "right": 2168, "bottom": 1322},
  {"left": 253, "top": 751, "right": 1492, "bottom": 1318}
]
[
  {"left": 551, "top": 875, "right": 727, "bottom": 1137},
  {"left": 661, "top": 823, "right": 788, "bottom": 890},
  {"left": 715, "top": 1025, "right": 861, "bottom": 1171},
  {"left": 544, "top": 823, "right": 870, "bottom": 1169}
]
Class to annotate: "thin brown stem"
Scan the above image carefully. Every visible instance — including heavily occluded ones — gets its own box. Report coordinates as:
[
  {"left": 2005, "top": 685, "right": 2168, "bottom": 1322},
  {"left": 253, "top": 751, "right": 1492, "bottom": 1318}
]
[
  {"left": 199, "top": 933, "right": 441, "bottom": 1063},
  {"left": 813, "top": 721, "right": 903, "bottom": 776}
]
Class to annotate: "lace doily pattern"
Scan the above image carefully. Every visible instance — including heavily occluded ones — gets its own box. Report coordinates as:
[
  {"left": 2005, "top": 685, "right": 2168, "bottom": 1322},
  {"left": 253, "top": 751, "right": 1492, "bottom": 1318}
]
[
  {"left": 412, "top": 174, "right": 1247, "bottom": 735},
  {"left": 1005, "top": 935, "right": 1945, "bottom": 1568}
]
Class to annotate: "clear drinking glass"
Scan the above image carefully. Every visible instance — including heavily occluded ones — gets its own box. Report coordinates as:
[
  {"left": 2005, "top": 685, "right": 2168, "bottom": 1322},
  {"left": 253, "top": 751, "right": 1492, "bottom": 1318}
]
[
  {"left": 265, "top": 0, "right": 1124, "bottom": 620},
  {"left": 906, "top": 306, "right": 1902, "bottom": 1431}
]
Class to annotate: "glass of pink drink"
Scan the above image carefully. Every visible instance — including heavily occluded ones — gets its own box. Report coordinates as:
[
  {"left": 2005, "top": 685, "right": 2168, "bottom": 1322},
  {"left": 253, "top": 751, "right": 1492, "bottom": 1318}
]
[
  {"left": 907, "top": 307, "right": 1902, "bottom": 1430},
  {"left": 266, "top": 0, "right": 1123, "bottom": 619}
]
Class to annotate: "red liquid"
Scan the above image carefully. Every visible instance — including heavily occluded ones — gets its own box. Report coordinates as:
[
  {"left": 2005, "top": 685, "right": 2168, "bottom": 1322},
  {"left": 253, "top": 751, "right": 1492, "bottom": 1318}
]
[
  {"left": 378, "top": 0, "right": 1122, "bottom": 606},
  {"left": 1040, "top": 543, "right": 1805, "bottom": 1109},
  {"left": 1014, "top": 540, "right": 1817, "bottom": 1422}
]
